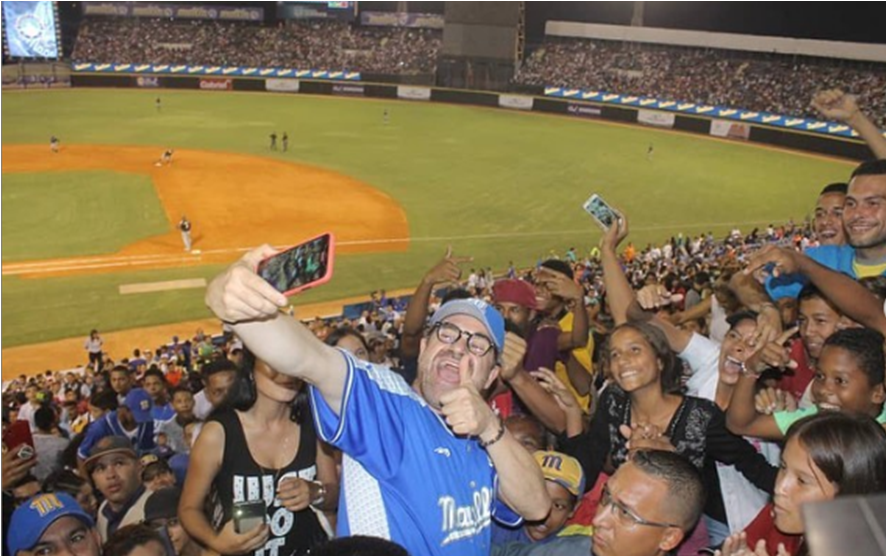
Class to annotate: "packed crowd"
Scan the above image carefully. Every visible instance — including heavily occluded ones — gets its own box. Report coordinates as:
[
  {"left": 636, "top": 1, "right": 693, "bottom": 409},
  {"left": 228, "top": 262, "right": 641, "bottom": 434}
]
[
  {"left": 515, "top": 38, "right": 887, "bottom": 128},
  {"left": 2, "top": 90, "right": 885, "bottom": 556},
  {"left": 72, "top": 18, "right": 442, "bottom": 75}
]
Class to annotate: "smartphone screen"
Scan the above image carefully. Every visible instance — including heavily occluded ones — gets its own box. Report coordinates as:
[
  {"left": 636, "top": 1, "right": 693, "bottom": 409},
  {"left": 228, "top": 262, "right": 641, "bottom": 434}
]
[
  {"left": 257, "top": 233, "right": 334, "bottom": 296},
  {"left": 233, "top": 501, "right": 267, "bottom": 534},
  {"left": 583, "top": 194, "right": 621, "bottom": 230}
]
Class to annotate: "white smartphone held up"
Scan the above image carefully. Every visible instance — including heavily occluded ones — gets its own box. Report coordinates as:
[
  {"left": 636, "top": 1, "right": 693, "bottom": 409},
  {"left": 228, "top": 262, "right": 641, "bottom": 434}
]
[{"left": 583, "top": 194, "right": 622, "bottom": 230}]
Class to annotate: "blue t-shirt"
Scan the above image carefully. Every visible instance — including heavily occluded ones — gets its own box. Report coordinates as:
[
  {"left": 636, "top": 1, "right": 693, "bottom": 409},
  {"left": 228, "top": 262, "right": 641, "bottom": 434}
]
[
  {"left": 77, "top": 412, "right": 155, "bottom": 460},
  {"left": 766, "top": 245, "right": 883, "bottom": 301},
  {"left": 310, "top": 351, "right": 516, "bottom": 556},
  {"left": 151, "top": 403, "right": 176, "bottom": 427}
]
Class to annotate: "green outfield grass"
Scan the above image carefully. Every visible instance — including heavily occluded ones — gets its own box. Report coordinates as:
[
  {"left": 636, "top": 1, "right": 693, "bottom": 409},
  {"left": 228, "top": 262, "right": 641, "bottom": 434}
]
[
  {"left": 2, "top": 170, "right": 169, "bottom": 261},
  {"left": 1, "top": 89, "right": 856, "bottom": 347}
]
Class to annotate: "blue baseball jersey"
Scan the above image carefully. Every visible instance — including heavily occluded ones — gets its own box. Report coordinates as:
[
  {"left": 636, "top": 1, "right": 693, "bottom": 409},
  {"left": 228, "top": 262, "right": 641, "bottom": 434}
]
[
  {"left": 77, "top": 411, "right": 155, "bottom": 460},
  {"left": 310, "top": 351, "right": 518, "bottom": 556}
]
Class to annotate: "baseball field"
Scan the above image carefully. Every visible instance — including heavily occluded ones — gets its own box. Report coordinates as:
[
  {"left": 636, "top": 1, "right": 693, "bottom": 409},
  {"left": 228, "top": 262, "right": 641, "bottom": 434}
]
[{"left": 1, "top": 88, "right": 856, "bottom": 377}]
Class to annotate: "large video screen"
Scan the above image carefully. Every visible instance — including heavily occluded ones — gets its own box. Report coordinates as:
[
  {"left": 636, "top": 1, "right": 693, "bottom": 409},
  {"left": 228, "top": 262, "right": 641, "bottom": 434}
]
[
  {"left": 278, "top": 1, "right": 356, "bottom": 20},
  {"left": 3, "top": 1, "right": 59, "bottom": 59}
]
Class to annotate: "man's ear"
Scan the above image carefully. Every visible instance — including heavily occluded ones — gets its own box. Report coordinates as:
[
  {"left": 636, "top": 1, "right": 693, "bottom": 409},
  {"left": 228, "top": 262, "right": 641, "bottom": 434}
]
[
  {"left": 658, "top": 527, "right": 685, "bottom": 553},
  {"left": 484, "top": 366, "right": 501, "bottom": 392},
  {"left": 871, "top": 382, "right": 886, "bottom": 406}
]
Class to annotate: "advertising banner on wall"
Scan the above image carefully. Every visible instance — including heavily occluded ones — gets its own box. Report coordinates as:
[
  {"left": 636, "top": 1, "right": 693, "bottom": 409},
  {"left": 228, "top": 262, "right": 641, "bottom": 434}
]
[
  {"left": 638, "top": 109, "right": 676, "bottom": 128},
  {"left": 265, "top": 78, "right": 300, "bottom": 93},
  {"left": 710, "top": 119, "right": 751, "bottom": 140},
  {"left": 566, "top": 103, "right": 602, "bottom": 118},
  {"left": 199, "top": 78, "right": 232, "bottom": 91},
  {"left": 332, "top": 84, "right": 365, "bottom": 96},
  {"left": 361, "top": 12, "right": 445, "bottom": 29},
  {"left": 135, "top": 76, "right": 159, "bottom": 88},
  {"left": 499, "top": 94, "right": 534, "bottom": 111},
  {"left": 397, "top": 86, "right": 432, "bottom": 101},
  {"left": 82, "top": 3, "right": 263, "bottom": 21}
]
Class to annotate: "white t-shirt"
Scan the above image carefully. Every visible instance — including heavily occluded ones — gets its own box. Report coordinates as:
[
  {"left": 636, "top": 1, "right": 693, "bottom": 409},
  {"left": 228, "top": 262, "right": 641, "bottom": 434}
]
[{"left": 680, "top": 333, "right": 779, "bottom": 533}]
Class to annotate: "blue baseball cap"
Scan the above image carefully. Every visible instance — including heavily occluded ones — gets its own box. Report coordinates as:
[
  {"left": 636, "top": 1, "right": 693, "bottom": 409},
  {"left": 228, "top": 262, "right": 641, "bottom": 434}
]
[
  {"left": 430, "top": 298, "right": 506, "bottom": 354},
  {"left": 8, "top": 493, "right": 95, "bottom": 555},
  {"left": 123, "top": 388, "right": 153, "bottom": 424}
]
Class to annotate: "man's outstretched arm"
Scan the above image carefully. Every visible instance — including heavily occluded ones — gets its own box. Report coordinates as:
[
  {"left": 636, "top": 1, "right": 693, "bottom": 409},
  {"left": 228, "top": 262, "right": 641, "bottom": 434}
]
[{"left": 206, "top": 245, "right": 347, "bottom": 413}]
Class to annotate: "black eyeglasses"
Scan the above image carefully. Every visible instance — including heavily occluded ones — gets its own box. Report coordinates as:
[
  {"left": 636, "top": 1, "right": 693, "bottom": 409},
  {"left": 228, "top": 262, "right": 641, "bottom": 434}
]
[
  {"left": 432, "top": 322, "right": 496, "bottom": 357},
  {"left": 599, "top": 486, "right": 681, "bottom": 529}
]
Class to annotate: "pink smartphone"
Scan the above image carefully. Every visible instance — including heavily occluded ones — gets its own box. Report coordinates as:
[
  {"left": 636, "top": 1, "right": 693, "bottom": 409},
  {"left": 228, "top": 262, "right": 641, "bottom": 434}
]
[{"left": 257, "top": 233, "right": 335, "bottom": 297}]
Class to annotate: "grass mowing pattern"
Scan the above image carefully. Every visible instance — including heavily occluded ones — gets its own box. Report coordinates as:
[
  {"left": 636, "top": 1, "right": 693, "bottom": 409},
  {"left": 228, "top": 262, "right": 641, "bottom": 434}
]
[{"left": 2, "top": 171, "right": 169, "bottom": 262}]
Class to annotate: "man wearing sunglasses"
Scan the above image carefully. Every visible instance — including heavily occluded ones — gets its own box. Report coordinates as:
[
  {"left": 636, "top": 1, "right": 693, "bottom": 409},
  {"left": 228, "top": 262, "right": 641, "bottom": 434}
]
[
  {"left": 205, "top": 246, "right": 550, "bottom": 556},
  {"left": 495, "top": 450, "right": 705, "bottom": 556}
]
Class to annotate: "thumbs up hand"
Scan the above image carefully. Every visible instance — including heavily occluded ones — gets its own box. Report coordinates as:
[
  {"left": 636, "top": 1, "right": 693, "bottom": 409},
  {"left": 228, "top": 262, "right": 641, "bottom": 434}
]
[{"left": 438, "top": 359, "right": 498, "bottom": 439}]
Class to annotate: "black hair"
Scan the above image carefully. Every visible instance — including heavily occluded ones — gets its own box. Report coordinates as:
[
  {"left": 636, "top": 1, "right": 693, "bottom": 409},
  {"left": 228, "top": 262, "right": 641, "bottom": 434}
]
[
  {"left": 441, "top": 288, "right": 472, "bottom": 305},
  {"left": 109, "top": 364, "right": 131, "bottom": 376},
  {"left": 103, "top": 524, "right": 166, "bottom": 556},
  {"left": 606, "top": 322, "right": 684, "bottom": 394},
  {"left": 541, "top": 259, "right": 574, "bottom": 280},
  {"left": 822, "top": 328, "right": 885, "bottom": 387},
  {"left": 89, "top": 389, "right": 118, "bottom": 412},
  {"left": 325, "top": 327, "right": 371, "bottom": 354},
  {"left": 42, "top": 469, "right": 89, "bottom": 500},
  {"left": 169, "top": 385, "right": 194, "bottom": 399},
  {"left": 820, "top": 182, "right": 849, "bottom": 196},
  {"left": 726, "top": 310, "right": 759, "bottom": 330},
  {"left": 630, "top": 450, "right": 705, "bottom": 532},
  {"left": 850, "top": 159, "right": 885, "bottom": 179},
  {"left": 693, "top": 271, "right": 711, "bottom": 287},
  {"left": 142, "top": 367, "right": 166, "bottom": 384},
  {"left": 798, "top": 283, "right": 827, "bottom": 304},
  {"left": 201, "top": 358, "right": 238, "bottom": 380},
  {"left": 34, "top": 405, "right": 56, "bottom": 432},
  {"left": 787, "top": 412, "right": 885, "bottom": 495},
  {"left": 306, "top": 536, "right": 409, "bottom": 556},
  {"left": 220, "top": 348, "right": 310, "bottom": 424}
]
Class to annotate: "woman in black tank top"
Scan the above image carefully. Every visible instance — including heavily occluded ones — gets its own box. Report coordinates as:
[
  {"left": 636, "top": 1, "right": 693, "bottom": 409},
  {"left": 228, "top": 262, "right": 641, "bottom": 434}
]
[{"left": 180, "top": 352, "right": 339, "bottom": 556}]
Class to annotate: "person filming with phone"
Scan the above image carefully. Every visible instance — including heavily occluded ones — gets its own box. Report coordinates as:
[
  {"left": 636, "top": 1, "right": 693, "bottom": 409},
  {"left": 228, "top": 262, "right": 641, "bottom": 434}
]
[
  {"left": 203, "top": 242, "right": 550, "bottom": 556},
  {"left": 179, "top": 350, "right": 338, "bottom": 556}
]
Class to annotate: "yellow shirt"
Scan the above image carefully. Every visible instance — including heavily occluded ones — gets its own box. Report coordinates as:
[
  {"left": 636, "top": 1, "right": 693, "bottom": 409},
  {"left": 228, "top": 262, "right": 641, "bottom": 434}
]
[
  {"left": 853, "top": 259, "right": 886, "bottom": 279},
  {"left": 556, "top": 312, "right": 596, "bottom": 413}
]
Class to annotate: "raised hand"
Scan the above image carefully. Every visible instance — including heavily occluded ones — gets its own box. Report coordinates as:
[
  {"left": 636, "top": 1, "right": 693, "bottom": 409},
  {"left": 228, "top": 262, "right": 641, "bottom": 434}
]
[
  {"left": 637, "top": 283, "right": 672, "bottom": 310},
  {"left": 499, "top": 332, "right": 528, "bottom": 382},
  {"left": 439, "top": 362, "right": 498, "bottom": 439},
  {"left": 422, "top": 246, "right": 473, "bottom": 289},
  {"left": 755, "top": 387, "right": 798, "bottom": 415},
  {"left": 745, "top": 327, "right": 800, "bottom": 377},
  {"left": 744, "top": 245, "right": 803, "bottom": 283},
  {"left": 601, "top": 212, "right": 629, "bottom": 253},
  {"left": 811, "top": 89, "right": 861, "bottom": 123},
  {"left": 620, "top": 423, "right": 676, "bottom": 454},
  {"left": 205, "top": 244, "right": 288, "bottom": 323},
  {"left": 536, "top": 267, "right": 583, "bottom": 302},
  {"left": 531, "top": 367, "right": 580, "bottom": 414}
]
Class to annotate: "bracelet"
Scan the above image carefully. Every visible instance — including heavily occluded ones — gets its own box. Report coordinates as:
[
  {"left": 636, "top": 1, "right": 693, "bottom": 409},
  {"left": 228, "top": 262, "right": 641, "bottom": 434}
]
[
  {"left": 478, "top": 419, "right": 506, "bottom": 449},
  {"left": 310, "top": 481, "right": 327, "bottom": 508}
]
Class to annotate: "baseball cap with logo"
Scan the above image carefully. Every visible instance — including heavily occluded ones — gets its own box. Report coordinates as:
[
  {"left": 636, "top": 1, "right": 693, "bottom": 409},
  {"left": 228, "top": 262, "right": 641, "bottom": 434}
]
[
  {"left": 7, "top": 492, "right": 95, "bottom": 555},
  {"left": 84, "top": 435, "right": 138, "bottom": 473},
  {"left": 123, "top": 387, "right": 153, "bottom": 424},
  {"left": 534, "top": 450, "right": 586, "bottom": 497},
  {"left": 429, "top": 298, "right": 506, "bottom": 354}
]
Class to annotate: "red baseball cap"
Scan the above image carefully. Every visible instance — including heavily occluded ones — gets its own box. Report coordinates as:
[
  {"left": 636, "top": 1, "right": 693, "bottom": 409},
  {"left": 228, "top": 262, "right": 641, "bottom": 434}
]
[{"left": 493, "top": 279, "right": 538, "bottom": 310}]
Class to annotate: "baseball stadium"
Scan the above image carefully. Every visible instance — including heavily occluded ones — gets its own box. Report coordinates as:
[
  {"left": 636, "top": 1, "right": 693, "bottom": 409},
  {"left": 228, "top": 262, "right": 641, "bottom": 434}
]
[{"left": 2, "top": 3, "right": 884, "bottom": 556}]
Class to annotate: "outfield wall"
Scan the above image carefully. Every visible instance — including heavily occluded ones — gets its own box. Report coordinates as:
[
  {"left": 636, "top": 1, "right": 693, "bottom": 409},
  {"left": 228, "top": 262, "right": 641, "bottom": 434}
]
[{"left": 70, "top": 73, "right": 872, "bottom": 160}]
